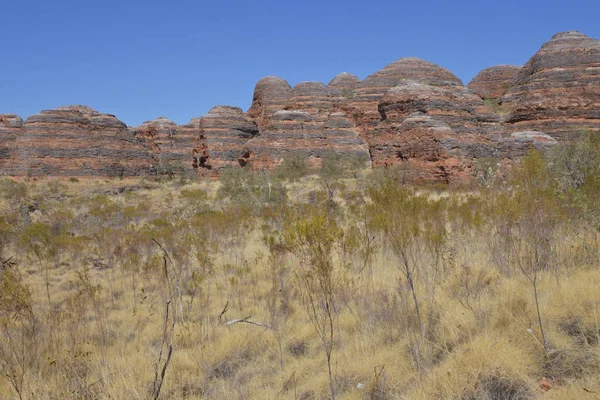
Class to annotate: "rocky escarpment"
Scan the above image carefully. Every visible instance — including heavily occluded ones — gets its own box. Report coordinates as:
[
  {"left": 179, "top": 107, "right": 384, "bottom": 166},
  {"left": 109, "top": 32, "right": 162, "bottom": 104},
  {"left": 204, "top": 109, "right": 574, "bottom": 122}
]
[
  {"left": 500, "top": 31, "right": 600, "bottom": 139},
  {"left": 467, "top": 65, "right": 522, "bottom": 99},
  {"left": 241, "top": 110, "right": 370, "bottom": 169},
  {"left": 15, "top": 106, "right": 153, "bottom": 176}
]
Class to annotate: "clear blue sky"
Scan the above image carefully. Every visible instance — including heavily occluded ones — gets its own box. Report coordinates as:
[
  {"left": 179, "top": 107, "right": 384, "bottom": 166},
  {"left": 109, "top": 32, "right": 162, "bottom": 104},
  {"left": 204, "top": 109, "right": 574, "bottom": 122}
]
[{"left": 1, "top": 0, "right": 598, "bottom": 127}]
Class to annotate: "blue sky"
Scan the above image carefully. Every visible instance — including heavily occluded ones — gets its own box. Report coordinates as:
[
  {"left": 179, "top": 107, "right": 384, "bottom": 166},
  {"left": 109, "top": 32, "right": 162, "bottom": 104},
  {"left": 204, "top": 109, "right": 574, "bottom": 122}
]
[{"left": 1, "top": 0, "right": 598, "bottom": 126}]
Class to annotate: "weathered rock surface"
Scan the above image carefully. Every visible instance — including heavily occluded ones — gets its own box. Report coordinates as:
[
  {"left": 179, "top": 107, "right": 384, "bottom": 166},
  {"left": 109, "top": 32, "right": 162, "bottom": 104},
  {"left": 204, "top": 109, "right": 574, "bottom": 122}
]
[
  {"left": 500, "top": 31, "right": 600, "bottom": 139},
  {"left": 135, "top": 116, "right": 196, "bottom": 173},
  {"left": 336, "top": 57, "right": 472, "bottom": 141},
  {"left": 196, "top": 106, "right": 259, "bottom": 170},
  {"left": 0, "top": 31, "right": 597, "bottom": 183},
  {"left": 16, "top": 106, "right": 153, "bottom": 176},
  {"left": 377, "top": 80, "right": 497, "bottom": 134},
  {"left": 247, "top": 76, "right": 292, "bottom": 129},
  {"left": 241, "top": 110, "right": 370, "bottom": 169},
  {"left": 467, "top": 65, "right": 521, "bottom": 99},
  {"left": 369, "top": 112, "right": 479, "bottom": 183},
  {"left": 0, "top": 114, "right": 22, "bottom": 175},
  {"left": 284, "top": 82, "right": 333, "bottom": 121},
  {"left": 328, "top": 72, "right": 361, "bottom": 97}
]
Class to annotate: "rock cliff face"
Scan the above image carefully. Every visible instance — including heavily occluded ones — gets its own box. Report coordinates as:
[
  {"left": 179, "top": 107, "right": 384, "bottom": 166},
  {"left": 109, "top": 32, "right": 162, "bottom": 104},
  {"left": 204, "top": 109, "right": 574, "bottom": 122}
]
[
  {"left": 377, "top": 80, "right": 496, "bottom": 134},
  {"left": 339, "top": 57, "right": 466, "bottom": 133},
  {"left": 500, "top": 31, "right": 600, "bottom": 139},
  {"left": 15, "top": 106, "right": 153, "bottom": 176},
  {"left": 0, "top": 31, "right": 597, "bottom": 182},
  {"left": 136, "top": 117, "right": 194, "bottom": 174},
  {"left": 241, "top": 110, "right": 370, "bottom": 169},
  {"left": 285, "top": 82, "right": 333, "bottom": 121},
  {"left": 0, "top": 114, "right": 22, "bottom": 175},
  {"left": 197, "top": 106, "right": 259, "bottom": 170},
  {"left": 247, "top": 76, "right": 292, "bottom": 129},
  {"left": 467, "top": 65, "right": 521, "bottom": 99}
]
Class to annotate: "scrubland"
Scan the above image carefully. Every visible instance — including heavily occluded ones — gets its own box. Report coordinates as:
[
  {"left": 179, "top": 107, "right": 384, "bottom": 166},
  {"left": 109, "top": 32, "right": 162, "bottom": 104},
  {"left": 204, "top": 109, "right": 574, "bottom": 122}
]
[{"left": 1, "top": 135, "right": 600, "bottom": 399}]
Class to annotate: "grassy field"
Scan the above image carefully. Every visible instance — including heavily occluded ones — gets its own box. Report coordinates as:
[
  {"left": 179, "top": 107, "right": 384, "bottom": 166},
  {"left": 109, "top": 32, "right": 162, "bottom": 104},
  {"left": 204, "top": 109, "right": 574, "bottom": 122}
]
[{"left": 0, "top": 146, "right": 599, "bottom": 399}]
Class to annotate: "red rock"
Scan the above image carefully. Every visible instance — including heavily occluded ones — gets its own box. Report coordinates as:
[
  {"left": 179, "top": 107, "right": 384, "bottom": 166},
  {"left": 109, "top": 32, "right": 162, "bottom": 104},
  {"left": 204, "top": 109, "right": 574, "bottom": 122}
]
[
  {"left": 241, "top": 110, "right": 369, "bottom": 169},
  {"left": 328, "top": 72, "right": 361, "bottom": 99},
  {"left": 16, "top": 105, "right": 153, "bottom": 176},
  {"left": 329, "top": 72, "right": 361, "bottom": 90},
  {"left": 539, "top": 378, "right": 552, "bottom": 392},
  {"left": 370, "top": 112, "right": 477, "bottom": 184},
  {"left": 336, "top": 57, "right": 469, "bottom": 141},
  {"left": 467, "top": 65, "right": 521, "bottom": 99},
  {"left": 197, "top": 106, "right": 259, "bottom": 170},
  {"left": 135, "top": 117, "right": 196, "bottom": 174},
  {"left": 285, "top": 82, "right": 333, "bottom": 121},
  {"left": 247, "top": 76, "right": 292, "bottom": 129},
  {"left": 500, "top": 31, "right": 600, "bottom": 139},
  {"left": 0, "top": 114, "right": 22, "bottom": 176},
  {"left": 377, "top": 80, "right": 495, "bottom": 134}
]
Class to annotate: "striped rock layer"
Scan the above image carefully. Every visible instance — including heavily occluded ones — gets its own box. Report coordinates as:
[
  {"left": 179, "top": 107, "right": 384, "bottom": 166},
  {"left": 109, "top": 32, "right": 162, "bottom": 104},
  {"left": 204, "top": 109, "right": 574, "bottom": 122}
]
[
  {"left": 135, "top": 117, "right": 196, "bottom": 174},
  {"left": 467, "top": 65, "right": 522, "bottom": 99},
  {"left": 241, "top": 111, "right": 370, "bottom": 169},
  {"left": 10, "top": 106, "right": 152, "bottom": 177},
  {"left": 500, "top": 31, "right": 600, "bottom": 139},
  {"left": 0, "top": 31, "right": 597, "bottom": 183}
]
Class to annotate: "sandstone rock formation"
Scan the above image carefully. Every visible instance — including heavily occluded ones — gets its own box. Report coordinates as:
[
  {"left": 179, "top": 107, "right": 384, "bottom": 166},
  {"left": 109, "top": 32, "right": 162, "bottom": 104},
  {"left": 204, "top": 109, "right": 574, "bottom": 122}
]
[
  {"left": 377, "top": 80, "right": 497, "bottom": 134},
  {"left": 328, "top": 72, "right": 361, "bottom": 97},
  {"left": 16, "top": 106, "right": 152, "bottom": 176},
  {"left": 196, "top": 106, "right": 259, "bottom": 170},
  {"left": 241, "top": 110, "right": 370, "bottom": 169},
  {"left": 337, "top": 57, "right": 469, "bottom": 137},
  {"left": 247, "top": 76, "right": 292, "bottom": 129},
  {"left": 467, "top": 65, "right": 521, "bottom": 99},
  {"left": 285, "top": 82, "right": 333, "bottom": 121},
  {"left": 136, "top": 116, "right": 195, "bottom": 174},
  {"left": 0, "top": 30, "right": 596, "bottom": 183},
  {"left": 0, "top": 114, "right": 22, "bottom": 175},
  {"left": 500, "top": 31, "right": 600, "bottom": 139},
  {"left": 329, "top": 72, "right": 361, "bottom": 88}
]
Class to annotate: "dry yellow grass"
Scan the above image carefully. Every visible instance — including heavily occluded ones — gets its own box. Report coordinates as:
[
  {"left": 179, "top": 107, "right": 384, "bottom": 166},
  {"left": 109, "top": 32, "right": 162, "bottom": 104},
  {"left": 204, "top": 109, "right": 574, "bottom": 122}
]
[{"left": 0, "top": 175, "right": 598, "bottom": 399}]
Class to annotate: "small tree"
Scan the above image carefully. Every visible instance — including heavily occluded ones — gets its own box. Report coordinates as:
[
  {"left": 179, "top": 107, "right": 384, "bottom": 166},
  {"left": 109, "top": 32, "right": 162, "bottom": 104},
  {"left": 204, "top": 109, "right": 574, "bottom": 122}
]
[
  {"left": 284, "top": 207, "right": 342, "bottom": 399},
  {"left": 489, "top": 149, "right": 562, "bottom": 353},
  {"left": 368, "top": 180, "right": 447, "bottom": 370},
  {"left": 0, "top": 257, "right": 37, "bottom": 400}
]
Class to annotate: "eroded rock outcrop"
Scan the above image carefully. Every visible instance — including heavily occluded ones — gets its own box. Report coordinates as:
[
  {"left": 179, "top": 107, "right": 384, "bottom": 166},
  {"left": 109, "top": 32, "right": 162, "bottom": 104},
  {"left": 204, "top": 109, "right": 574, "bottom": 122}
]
[
  {"left": 0, "top": 114, "right": 22, "bottom": 175},
  {"left": 369, "top": 112, "right": 473, "bottom": 183},
  {"left": 377, "top": 80, "right": 497, "bottom": 134},
  {"left": 328, "top": 72, "right": 361, "bottom": 97},
  {"left": 136, "top": 116, "right": 195, "bottom": 173},
  {"left": 0, "top": 30, "right": 596, "bottom": 182},
  {"left": 467, "top": 65, "right": 521, "bottom": 99},
  {"left": 500, "top": 31, "right": 600, "bottom": 139},
  {"left": 16, "top": 106, "right": 153, "bottom": 176},
  {"left": 241, "top": 110, "right": 370, "bottom": 169},
  {"left": 197, "top": 106, "right": 259, "bottom": 170},
  {"left": 285, "top": 82, "right": 333, "bottom": 121},
  {"left": 247, "top": 76, "right": 292, "bottom": 129},
  {"left": 337, "top": 57, "right": 471, "bottom": 138}
]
